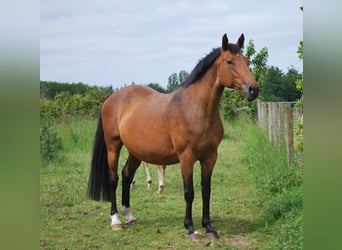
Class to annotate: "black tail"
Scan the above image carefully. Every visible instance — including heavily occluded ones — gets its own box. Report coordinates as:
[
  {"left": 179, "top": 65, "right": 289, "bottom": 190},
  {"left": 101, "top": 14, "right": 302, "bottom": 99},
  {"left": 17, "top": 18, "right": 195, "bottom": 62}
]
[{"left": 87, "top": 114, "right": 111, "bottom": 201}]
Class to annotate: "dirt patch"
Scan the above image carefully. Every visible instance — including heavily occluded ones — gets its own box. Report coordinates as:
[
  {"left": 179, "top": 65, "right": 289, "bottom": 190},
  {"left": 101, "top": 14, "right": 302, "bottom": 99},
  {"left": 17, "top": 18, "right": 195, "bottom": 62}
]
[
  {"left": 230, "top": 234, "right": 247, "bottom": 246},
  {"left": 229, "top": 234, "right": 257, "bottom": 250}
]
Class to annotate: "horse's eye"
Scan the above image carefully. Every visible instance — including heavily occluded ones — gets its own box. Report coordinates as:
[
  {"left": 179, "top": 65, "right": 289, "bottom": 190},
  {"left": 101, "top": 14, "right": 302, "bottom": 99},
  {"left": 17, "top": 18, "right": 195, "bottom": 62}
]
[{"left": 226, "top": 60, "right": 233, "bottom": 65}]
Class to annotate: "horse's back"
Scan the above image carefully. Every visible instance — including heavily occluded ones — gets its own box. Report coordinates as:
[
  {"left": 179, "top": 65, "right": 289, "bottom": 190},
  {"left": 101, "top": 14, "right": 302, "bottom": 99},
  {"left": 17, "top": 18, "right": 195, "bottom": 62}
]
[
  {"left": 101, "top": 85, "right": 177, "bottom": 164},
  {"left": 102, "top": 85, "right": 165, "bottom": 119},
  {"left": 106, "top": 85, "right": 161, "bottom": 105}
]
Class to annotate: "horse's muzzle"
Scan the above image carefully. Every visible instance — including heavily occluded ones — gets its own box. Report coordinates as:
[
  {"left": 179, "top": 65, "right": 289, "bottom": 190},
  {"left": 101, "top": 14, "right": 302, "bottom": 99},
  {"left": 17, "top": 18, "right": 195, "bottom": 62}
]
[{"left": 244, "top": 84, "right": 259, "bottom": 101}]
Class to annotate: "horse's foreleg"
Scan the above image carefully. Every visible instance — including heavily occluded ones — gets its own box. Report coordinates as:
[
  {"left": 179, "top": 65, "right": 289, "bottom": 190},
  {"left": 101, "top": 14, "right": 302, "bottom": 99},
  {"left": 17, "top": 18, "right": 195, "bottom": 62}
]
[
  {"left": 180, "top": 159, "right": 198, "bottom": 239},
  {"left": 183, "top": 175, "right": 195, "bottom": 235},
  {"left": 121, "top": 154, "right": 141, "bottom": 225},
  {"left": 200, "top": 152, "right": 219, "bottom": 239},
  {"left": 157, "top": 165, "right": 166, "bottom": 193}
]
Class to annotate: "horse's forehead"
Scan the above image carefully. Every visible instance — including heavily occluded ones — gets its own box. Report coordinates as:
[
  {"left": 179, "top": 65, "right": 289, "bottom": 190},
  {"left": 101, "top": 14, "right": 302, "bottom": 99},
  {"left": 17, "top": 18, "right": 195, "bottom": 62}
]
[
  {"left": 223, "top": 51, "right": 243, "bottom": 58},
  {"left": 233, "top": 52, "right": 245, "bottom": 57}
]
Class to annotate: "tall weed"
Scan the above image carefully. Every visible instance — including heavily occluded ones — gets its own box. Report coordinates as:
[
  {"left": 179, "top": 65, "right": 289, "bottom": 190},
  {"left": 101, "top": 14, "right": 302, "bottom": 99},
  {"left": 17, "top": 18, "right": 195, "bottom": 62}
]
[
  {"left": 235, "top": 114, "right": 303, "bottom": 249},
  {"left": 57, "top": 117, "right": 97, "bottom": 154}
]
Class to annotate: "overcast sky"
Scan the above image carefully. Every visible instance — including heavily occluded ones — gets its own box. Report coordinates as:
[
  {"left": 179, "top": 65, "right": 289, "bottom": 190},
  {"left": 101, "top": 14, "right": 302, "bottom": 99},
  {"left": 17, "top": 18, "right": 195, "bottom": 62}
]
[{"left": 40, "top": 0, "right": 303, "bottom": 88}]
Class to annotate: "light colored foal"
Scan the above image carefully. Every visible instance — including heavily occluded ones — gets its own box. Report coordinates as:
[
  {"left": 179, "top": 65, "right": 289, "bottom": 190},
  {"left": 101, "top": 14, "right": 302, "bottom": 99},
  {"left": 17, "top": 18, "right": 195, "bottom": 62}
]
[{"left": 131, "top": 162, "right": 166, "bottom": 193}]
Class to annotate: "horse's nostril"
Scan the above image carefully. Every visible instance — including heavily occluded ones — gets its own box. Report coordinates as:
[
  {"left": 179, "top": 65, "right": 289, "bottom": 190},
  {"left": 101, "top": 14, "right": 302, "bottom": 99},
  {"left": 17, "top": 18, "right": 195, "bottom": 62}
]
[{"left": 249, "top": 86, "right": 254, "bottom": 95}]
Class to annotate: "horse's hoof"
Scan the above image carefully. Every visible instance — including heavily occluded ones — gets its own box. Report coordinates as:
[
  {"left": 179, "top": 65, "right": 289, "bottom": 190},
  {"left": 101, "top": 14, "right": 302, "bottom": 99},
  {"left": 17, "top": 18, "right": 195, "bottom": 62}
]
[
  {"left": 187, "top": 231, "right": 200, "bottom": 240},
  {"left": 111, "top": 224, "right": 123, "bottom": 231},
  {"left": 126, "top": 219, "right": 137, "bottom": 225},
  {"left": 205, "top": 231, "right": 219, "bottom": 239}
]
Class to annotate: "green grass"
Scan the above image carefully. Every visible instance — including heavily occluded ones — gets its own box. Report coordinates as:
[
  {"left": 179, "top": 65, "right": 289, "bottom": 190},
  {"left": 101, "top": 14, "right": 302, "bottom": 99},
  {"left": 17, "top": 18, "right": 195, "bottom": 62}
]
[{"left": 40, "top": 115, "right": 303, "bottom": 249}]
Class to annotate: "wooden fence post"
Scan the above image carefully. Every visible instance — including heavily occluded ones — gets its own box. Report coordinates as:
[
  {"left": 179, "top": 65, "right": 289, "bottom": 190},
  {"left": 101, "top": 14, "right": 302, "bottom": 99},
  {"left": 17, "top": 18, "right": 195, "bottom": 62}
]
[
  {"left": 285, "top": 104, "right": 294, "bottom": 165},
  {"left": 263, "top": 102, "right": 268, "bottom": 132},
  {"left": 257, "top": 102, "right": 268, "bottom": 132},
  {"left": 279, "top": 103, "right": 285, "bottom": 150},
  {"left": 267, "top": 102, "right": 272, "bottom": 142},
  {"left": 257, "top": 102, "right": 301, "bottom": 166},
  {"left": 257, "top": 102, "right": 261, "bottom": 127},
  {"left": 268, "top": 102, "right": 277, "bottom": 145},
  {"left": 274, "top": 102, "right": 279, "bottom": 146}
]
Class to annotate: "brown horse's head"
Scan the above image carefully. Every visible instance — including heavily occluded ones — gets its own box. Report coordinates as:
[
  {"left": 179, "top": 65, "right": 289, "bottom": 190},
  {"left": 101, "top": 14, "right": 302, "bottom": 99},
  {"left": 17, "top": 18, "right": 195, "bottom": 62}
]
[{"left": 218, "top": 33, "right": 259, "bottom": 101}]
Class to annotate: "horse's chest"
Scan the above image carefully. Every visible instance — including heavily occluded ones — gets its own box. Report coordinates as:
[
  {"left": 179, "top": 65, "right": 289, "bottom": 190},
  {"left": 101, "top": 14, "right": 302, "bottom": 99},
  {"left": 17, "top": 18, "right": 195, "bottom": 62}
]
[
  {"left": 189, "top": 122, "right": 223, "bottom": 152},
  {"left": 197, "top": 130, "right": 222, "bottom": 149},
  {"left": 170, "top": 111, "right": 223, "bottom": 154}
]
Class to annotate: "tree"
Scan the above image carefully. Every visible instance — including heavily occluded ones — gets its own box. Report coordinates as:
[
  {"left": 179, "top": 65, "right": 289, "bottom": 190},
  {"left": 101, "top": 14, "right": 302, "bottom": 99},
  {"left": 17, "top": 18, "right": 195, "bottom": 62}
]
[
  {"left": 295, "top": 40, "right": 303, "bottom": 107},
  {"left": 167, "top": 73, "right": 180, "bottom": 92},
  {"left": 245, "top": 41, "right": 268, "bottom": 117},
  {"left": 283, "top": 68, "right": 302, "bottom": 101},
  {"left": 294, "top": 7, "right": 303, "bottom": 162},
  {"left": 260, "top": 66, "right": 302, "bottom": 102},
  {"left": 40, "top": 81, "right": 89, "bottom": 99},
  {"left": 147, "top": 83, "right": 167, "bottom": 93},
  {"left": 295, "top": 5, "right": 303, "bottom": 105},
  {"left": 178, "top": 70, "right": 189, "bottom": 84},
  {"left": 245, "top": 40, "right": 269, "bottom": 88},
  {"left": 166, "top": 70, "right": 189, "bottom": 93},
  {"left": 261, "top": 66, "right": 285, "bottom": 102}
]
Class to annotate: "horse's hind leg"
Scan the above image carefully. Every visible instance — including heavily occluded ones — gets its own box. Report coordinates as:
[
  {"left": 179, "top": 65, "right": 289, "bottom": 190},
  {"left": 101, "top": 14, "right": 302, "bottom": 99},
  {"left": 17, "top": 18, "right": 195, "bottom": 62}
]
[
  {"left": 142, "top": 161, "right": 152, "bottom": 188},
  {"left": 107, "top": 141, "right": 123, "bottom": 230},
  {"left": 130, "top": 162, "right": 151, "bottom": 189},
  {"left": 157, "top": 165, "right": 166, "bottom": 193},
  {"left": 122, "top": 153, "right": 141, "bottom": 224}
]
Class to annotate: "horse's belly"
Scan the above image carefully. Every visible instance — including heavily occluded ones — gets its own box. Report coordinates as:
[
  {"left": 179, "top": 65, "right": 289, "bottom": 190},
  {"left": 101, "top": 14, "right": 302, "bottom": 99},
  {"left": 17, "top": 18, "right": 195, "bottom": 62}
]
[
  {"left": 120, "top": 127, "right": 179, "bottom": 165},
  {"left": 126, "top": 144, "right": 179, "bottom": 165}
]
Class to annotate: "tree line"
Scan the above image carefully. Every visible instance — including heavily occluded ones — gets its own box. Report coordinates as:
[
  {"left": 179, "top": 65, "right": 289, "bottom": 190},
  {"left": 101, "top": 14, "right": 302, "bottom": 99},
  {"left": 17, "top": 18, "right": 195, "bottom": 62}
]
[
  {"left": 40, "top": 81, "right": 113, "bottom": 118},
  {"left": 40, "top": 39, "right": 301, "bottom": 120}
]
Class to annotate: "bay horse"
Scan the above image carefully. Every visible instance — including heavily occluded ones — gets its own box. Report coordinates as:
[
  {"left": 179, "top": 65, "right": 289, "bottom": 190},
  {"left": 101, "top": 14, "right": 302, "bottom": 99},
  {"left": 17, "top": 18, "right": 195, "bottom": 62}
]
[
  {"left": 131, "top": 162, "right": 166, "bottom": 194},
  {"left": 87, "top": 33, "right": 259, "bottom": 239}
]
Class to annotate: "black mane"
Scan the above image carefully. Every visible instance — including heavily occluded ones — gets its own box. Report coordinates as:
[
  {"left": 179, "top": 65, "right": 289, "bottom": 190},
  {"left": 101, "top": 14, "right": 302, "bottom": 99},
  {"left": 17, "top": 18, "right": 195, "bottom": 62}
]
[{"left": 180, "top": 44, "right": 241, "bottom": 88}]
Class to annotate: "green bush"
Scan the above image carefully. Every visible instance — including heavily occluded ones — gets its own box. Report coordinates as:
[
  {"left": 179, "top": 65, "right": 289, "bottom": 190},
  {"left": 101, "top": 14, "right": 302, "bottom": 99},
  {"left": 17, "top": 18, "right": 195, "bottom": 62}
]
[
  {"left": 40, "top": 116, "right": 64, "bottom": 164},
  {"left": 40, "top": 81, "right": 111, "bottom": 119},
  {"left": 40, "top": 99, "right": 59, "bottom": 118},
  {"left": 220, "top": 89, "right": 259, "bottom": 121},
  {"left": 220, "top": 89, "right": 241, "bottom": 120}
]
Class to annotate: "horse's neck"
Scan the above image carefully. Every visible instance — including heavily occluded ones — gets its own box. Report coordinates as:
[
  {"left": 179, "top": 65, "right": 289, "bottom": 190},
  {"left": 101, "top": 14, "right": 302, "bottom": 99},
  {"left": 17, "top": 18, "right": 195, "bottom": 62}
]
[{"left": 183, "top": 65, "right": 224, "bottom": 118}]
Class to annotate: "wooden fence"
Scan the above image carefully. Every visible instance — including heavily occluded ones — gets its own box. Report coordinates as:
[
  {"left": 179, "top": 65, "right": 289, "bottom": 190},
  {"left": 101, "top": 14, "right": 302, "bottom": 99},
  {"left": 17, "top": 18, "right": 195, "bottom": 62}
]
[{"left": 257, "top": 102, "right": 303, "bottom": 165}]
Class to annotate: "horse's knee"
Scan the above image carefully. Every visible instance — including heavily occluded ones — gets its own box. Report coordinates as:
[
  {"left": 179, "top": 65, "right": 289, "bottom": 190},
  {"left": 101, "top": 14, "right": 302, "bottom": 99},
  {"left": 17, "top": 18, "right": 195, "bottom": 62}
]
[{"left": 184, "top": 188, "right": 194, "bottom": 203}]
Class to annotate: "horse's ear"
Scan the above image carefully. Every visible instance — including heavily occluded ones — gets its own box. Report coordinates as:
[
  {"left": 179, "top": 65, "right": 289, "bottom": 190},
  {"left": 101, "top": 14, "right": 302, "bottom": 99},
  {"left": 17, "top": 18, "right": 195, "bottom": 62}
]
[
  {"left": 222, "top": 33, "right": 229, "bottom": 51},
  {"left": 237, "top": 33, "right": 245, "bottom": 48}
]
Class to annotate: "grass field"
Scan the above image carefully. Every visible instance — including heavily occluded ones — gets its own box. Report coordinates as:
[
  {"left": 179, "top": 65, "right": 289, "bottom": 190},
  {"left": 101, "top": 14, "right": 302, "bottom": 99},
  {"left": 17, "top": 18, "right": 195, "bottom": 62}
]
[{"left": 40, "top": 115, "right": 302, "bottom": 249}]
